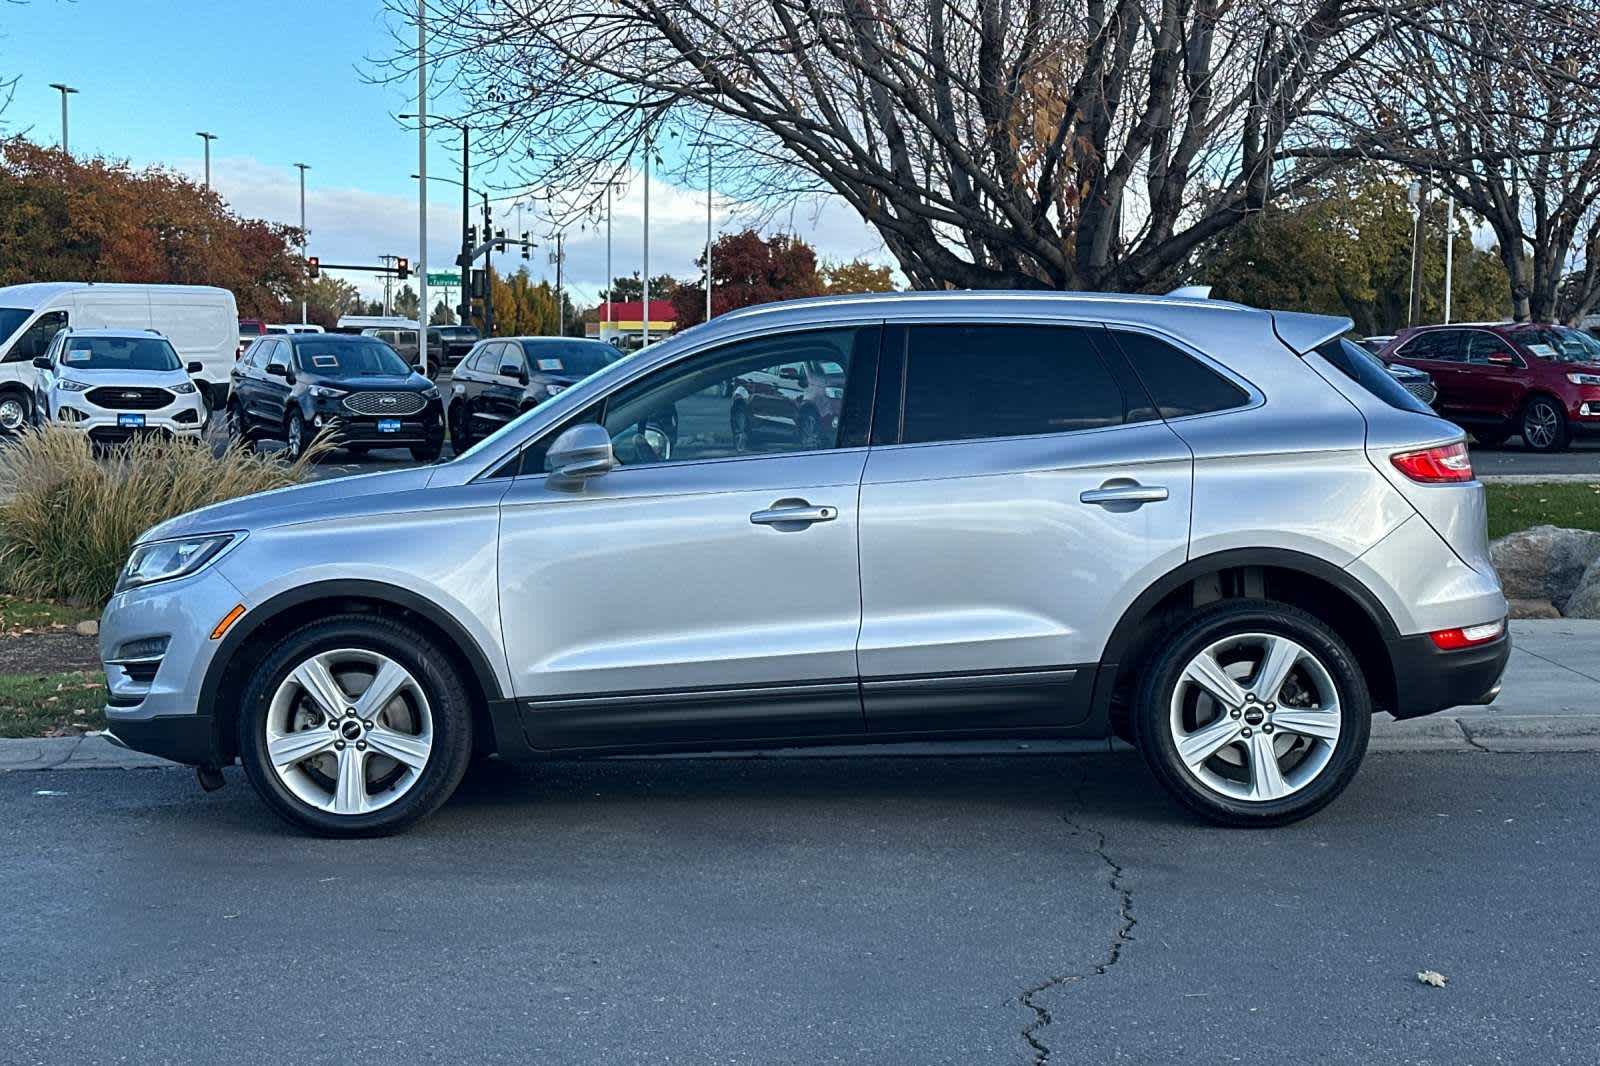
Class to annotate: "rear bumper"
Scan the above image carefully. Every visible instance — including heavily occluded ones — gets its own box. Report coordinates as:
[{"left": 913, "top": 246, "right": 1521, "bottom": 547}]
[{"left": 1385, "top": 631, "right": 1511, "bottom": 719}]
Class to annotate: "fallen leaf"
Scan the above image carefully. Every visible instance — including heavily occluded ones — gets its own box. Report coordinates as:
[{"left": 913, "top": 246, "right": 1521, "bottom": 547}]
[{"left": 1416, "top": 970, "right": 1448, "bottom": 988}]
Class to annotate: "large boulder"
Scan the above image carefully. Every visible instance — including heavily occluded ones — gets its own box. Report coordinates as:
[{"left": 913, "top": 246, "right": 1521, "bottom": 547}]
[
  {"left": 1488, "top": 524, "right": 1600, "bottom": 612},
  {"left": 1564, "top": 556, "right": 1600, "bottom": 619}
]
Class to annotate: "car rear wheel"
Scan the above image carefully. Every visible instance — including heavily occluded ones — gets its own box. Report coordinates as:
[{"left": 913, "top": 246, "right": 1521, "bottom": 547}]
[
  {"left": 1133, "top": 600, "right": 1371, "bottom": 827},
  {"left": 1520, "top": 396, "right": 1569, "bottom": 452},
  {"left": 237, "top": 615, "right": 474, "bottom": 836}
]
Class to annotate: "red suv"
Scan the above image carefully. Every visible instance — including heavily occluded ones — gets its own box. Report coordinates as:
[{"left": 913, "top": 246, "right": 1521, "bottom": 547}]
[{"left": 1380, "top": 323, "right": 1600, "bottom": 451}]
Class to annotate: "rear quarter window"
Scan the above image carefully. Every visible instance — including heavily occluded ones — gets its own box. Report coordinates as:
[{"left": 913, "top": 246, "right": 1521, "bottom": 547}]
[
  {"left": 1109, "top": 331, "right": 1249, "bottom": 418},
  {"left": 1315, "top": 337, "right": 1434, "bottom": 415}
]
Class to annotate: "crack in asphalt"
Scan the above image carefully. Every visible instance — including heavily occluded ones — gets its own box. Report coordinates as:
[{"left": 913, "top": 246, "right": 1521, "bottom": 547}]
[{"left": 1019, "top": 801, "right": 1136, "bottom": 1066}]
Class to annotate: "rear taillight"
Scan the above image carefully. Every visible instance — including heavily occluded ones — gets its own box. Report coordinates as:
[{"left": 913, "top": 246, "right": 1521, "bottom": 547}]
[
  {"left": 1391, "top": 442, "right": 1473, "bottom": 483},
  {"left": 1429, "top": 619, "right": 1505, "bottom": 650}
]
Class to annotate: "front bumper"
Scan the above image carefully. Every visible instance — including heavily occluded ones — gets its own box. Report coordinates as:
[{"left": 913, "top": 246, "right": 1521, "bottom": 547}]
[
  {"left": 1385, "top": 630, "right": 1511, "bottom": 719},
  {"left": 53, "top": 395, "right": 208, "bottom": 441},
  {"left": 105, "top": 713, "right": 219, "bottom": 765}
]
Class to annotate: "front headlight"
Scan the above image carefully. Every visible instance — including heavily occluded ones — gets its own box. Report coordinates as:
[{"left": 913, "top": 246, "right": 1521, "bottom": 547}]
[
  {"left": 58, "top": 379, "right": 90, "bottom": 392},
  {"left": 310, "top": 385, "right": 347, "bottom": 400},
  {"left": 824, "top": 386, "right": 844, "bottom": 400},
  {"left": 116, "top": 533, "right": 239, "bottom": 594},
  {"left": 421, "top": 384, "right": 441, "bottom": 399},
  {"left": 172, "top": 381, "right": 197, "bottom": 395},
  {"left": 1567, "top": 372, "right": 1600, "bottom": 386}
]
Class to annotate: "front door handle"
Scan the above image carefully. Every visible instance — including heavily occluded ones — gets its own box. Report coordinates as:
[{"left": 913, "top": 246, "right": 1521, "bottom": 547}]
[
  {"left": 751, "top": 503, "right": 838, "bottom": 526},
  {"left": 1080, "top": 483, "right": 1169, "bottom": 507}
]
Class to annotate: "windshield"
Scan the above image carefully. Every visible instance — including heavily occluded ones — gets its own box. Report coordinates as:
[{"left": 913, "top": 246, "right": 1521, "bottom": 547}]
[
  {"left": 0, "top": 308, "right": 32, "bottom": 347},
  {"left": 519, "top": 340, "right": 619, "bottom": 376},
  {"left": 1518, "top": 327, "right": 1600, "bottom": 364},
  {"left": 60, "top": 335, "right": 182, "bottom": 372},
  {"left": 295, "top": 338, "right": 412, "bottom": 377}
]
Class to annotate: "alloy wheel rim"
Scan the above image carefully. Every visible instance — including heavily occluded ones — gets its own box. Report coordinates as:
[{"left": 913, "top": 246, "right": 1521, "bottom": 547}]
[
  {"left": 264, "top": 648, "right": 433, "bottom": 816},
  {"left": 1524, "top": 403, "right": 1558, "bottom": 448},
  {"left": 288, "top": 417, "right": 303, "bottom": 454},
  {"left": 1168, "top": 632, "right": 1341, "bottom": 803},
  {"left": 0, "top": 399, "right": 24, "bottom": 430}
]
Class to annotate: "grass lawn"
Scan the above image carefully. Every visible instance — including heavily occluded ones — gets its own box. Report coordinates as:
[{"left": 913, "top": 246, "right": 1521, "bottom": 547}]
[
  {"left": 0, "top": 670, "right": 106, "bottom": 738},
  {"left": 1486, "top": 483, "right": 1600, "bottom": 540},
  {"left": 0, "top": 595, "right": 98, "bottom": 634}
]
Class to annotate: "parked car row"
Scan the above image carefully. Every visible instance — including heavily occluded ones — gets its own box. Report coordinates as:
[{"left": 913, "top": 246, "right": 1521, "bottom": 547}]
[{"left": 1379, "top": 322, "right": 1600, "bottom": 452}]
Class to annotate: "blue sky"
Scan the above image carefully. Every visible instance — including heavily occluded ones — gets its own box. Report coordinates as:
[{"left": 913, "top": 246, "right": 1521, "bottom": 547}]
[{"left": 1, "top": 0, "right": 890, "bottom": 302}]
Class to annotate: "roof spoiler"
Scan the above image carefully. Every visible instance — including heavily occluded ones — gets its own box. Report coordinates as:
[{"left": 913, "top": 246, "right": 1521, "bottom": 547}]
[
  {"left": 1271, "top": 311, "right": 1352, "bottom": 355},
  {"left": 1165, "top": 285, "right": 1213, "bottom": 299}
]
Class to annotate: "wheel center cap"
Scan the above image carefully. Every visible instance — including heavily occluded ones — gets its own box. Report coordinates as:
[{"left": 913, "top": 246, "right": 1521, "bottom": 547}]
[
  {"left": 1243, "top": 707, "right": 1266, "bottom": 726},
  {"left": 340, "top": 719, "right": 364, "bottom": 741}
]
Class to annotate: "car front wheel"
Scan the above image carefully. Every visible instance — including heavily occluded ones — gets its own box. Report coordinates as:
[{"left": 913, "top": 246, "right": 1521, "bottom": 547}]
[
  {"left": 1133, "top": 600, "right": 1371, "bottom": 827},
  {"left": 237, "top": 615, "right": 474, "bottom": 836},
  {"left": 1520, "top": 396, "right": 1569, "bottom": 452}
]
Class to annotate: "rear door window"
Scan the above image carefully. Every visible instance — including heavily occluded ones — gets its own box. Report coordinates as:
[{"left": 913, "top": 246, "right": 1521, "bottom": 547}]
[
  {"left": 899, "top": 324, "right": 1127, "bottom": 444},
  {"left": 1399, "top": 330, "right": 1463, "bottom": 362}
]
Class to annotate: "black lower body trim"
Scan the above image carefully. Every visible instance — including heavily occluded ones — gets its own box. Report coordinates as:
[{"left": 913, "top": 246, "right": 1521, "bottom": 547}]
[
  {"left": 105, "top": 713, "right": 221, "bottom": 766},
  {"left": 861, "top": 666, "right": 1096, "bottom": 732},
  {"left": 1385, "top": 632, "right": 1511, "bottom": 719}
]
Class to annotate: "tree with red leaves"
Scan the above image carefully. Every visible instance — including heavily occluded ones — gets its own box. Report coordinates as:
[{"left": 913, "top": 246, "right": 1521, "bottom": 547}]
[{"left": 672, "top": 229, "right": 822, "bottom": 329}]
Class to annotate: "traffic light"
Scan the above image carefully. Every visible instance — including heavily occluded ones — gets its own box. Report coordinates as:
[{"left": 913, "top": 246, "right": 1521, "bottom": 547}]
[
  {"left": 306, "top": 256, "right": 320, "bottom": 279},
  {"left": 520, "top": 232, "right": 530, "bottom": 260},
  {"left": 396, "top": 257, "right": 410, "bottom": 280},
  {"left": 467, "top": 225, "right": 478, "bottom": 247}
]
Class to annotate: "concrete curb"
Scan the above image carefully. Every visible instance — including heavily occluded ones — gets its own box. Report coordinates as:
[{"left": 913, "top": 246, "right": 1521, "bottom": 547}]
[
  {"left": 1478, "top": 474, "right": 1600, "bottom": 485},
  {"left": 3, "top": 715, "right": 1598, "bottom": 773}
]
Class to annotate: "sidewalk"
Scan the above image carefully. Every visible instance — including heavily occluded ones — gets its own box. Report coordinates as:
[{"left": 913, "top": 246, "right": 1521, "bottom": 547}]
[{"left": 2, "top": 621, "right": 1597, "bottom": 772}]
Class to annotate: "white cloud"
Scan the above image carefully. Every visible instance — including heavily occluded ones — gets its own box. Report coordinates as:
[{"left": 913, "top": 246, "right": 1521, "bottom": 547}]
[{"left": 197, "top": 155, "right": 900, "bottom": 306}]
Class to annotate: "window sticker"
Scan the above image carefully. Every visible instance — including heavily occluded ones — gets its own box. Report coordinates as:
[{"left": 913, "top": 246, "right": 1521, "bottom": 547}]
[
  {"left": 536, "top": 358, "right": 564, "bottom": 371},
  {"left": 312, "top": 354, "right": 339, "bottom": 368},
  {"left": 64, "top": 346, "right": 93, "bottom": 363},
  {"left": 1527, "top": 344, "right": 1557, "bottom": 358}
]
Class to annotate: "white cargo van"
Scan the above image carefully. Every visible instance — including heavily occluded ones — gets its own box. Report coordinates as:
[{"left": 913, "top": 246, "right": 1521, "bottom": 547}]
[{"left": 0, "top": 283, "right": 239, "bottom": 428}]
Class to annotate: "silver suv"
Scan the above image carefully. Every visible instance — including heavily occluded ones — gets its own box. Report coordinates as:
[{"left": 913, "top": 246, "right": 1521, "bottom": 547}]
[{"left": 100, "top": 293, "right": 1509, "bottom": 835}]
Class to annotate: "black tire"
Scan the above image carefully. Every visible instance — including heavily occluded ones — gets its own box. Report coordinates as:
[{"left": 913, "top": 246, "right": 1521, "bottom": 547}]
[
  {"left": 225, "top": 401, "right": 251, "bottom": 447},
  {"left": 0, "top": 390, "right": 32, "bottom": 435},
  {"left": 1132, "top": 599, "right": 1371, "bottom": 828},
  {"left": 285, "top": 409, "right": 308, "bottom": 460},
  {"left": 236, "top": 614, "right": 474, "bottom": 837},
  {"left": 1519, "top": 395, "right": 1569, "bottom": 452},
  {"left": 448, "top": 401, "right": 472, "bottom": 454},
  {"left": 797, "top": 409, "right": 825, "bottom": 451},
  {"left": 730, "top": 403, "right": 751, "bottom": 451},
  {"left": 1471, "top": 427, "right": 1510, "bottom": 448}
]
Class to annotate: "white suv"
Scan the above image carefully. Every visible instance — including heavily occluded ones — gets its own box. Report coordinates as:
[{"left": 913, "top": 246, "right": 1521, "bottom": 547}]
[{"left": 33, "top": 329, "right": 209, "bottom": 443}]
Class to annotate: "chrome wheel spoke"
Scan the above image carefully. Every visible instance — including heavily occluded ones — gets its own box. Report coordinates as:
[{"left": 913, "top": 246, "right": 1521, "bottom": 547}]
[
  {"left": 1181, "top": 651, "right": 1248, "bottom": 710},
  {"left": 354, "top": 659, "right": 411, "bottom": 723},
  {"left": 1245, "top": 730, "right": 1290, "bottom": 801},
  {"left": 333, "top": 745, "right": 369, "bottom": 814},
  {"left": 267, "top": 728, "right": 336, "bottom": 769},
  {"left": 292, "top": 656, "right": 349, "bottom": 718},
  {"left": 366, "top": 724, "right": 430, "bottom": 771},
  {"left": 1252, "top": 636, "right": 1303, "bottom": 704},
  {"left": 1272, "top": 706, "right": 1341, "bottom": 742},
  {"left": 1177, "top": 715, "right": 1243, "bottom": 769}
]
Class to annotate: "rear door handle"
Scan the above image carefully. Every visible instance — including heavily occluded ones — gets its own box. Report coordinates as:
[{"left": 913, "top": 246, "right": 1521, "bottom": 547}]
[
  {"left": 751, "top": 504, "right": 838, "bottom": 526},
  {"left": 1080, "top": 483, "right": 1169, "bottom": 506}
]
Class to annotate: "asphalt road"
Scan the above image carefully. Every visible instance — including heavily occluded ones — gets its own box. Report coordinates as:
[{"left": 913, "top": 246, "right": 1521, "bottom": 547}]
[{"left": 3, "top": 751, "right": 1596, "bottom": 1065}]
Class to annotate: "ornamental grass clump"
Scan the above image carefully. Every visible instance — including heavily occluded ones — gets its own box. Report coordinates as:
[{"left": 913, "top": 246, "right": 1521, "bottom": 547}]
[{"left": 0, "top": 426, "right": 331, "bottom": 605}]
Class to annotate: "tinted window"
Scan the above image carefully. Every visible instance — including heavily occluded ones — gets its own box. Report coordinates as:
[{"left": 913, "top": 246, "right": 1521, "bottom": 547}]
[
  {"left": 601, "top": 327, "right": 871, "bottom": 465},
  {"left": 265, "top": 340, "right": 289, "bottom": 370},
  {"left": 1314, "top": 338, "right": 1434, "bottom": 415},
  {"left": 1516, "top": 326, "right": 1600, "bottom": 364},
  {"left": 1399, "top": 330, "right": 1463, "bottom": 362},
  {"left": 4, "top": 310, "right": 68, "bottom": 363},
  {"left": 897, "top": 325, "right": 1126, "bottom": 444},
  {"left": 1464, "top": 331, "right": 1517, "bottom": 364},
  {"left": 238, "top": 322, "right": 264, "bottom": 336},
  {"left": 0, "top": 307, "right": 33, "bottom": 348},
  {"left": 59, "top": 335, "right": 182, "bottom": 372},
  {"left": 520, "top": 339, "right": 617, "bottom": 376},
  {"left": 1105, "top": 330, "right": 1247, "bottom": 420},
  {"left": 295, "top": 337, "right": 411, "bottom": 377}
]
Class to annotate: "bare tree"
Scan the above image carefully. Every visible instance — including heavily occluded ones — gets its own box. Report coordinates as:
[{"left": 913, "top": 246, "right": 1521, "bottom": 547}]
[
  {"left": 387, "top": 0, "right": 1432, "bottom": 292},
  {"left": 1302, "top": 0, "right": 1600, "bottom": 322}
]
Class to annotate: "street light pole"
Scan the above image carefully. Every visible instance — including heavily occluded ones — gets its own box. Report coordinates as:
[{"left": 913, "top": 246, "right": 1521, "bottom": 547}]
[
  {"left": 555, "top": 231, "right": 565, "bottom": 336},
  {"left": 48, "top": 84, "right": 77, "bottom": 154},
  {"left": 706, "top": 150, "right": 713, "bottom": 322},
  {"left": 643, "top": 139, "right": 651, "bottom": 344},
  {"left": 416, "top": 0, "right": 430, "bottom": 376},
  {"left": 294, "top": 163, "right": 311, "bottom": 324},
  {"left": 605, "top": 184, "right": 613, "bottom": 337},
  {"left": 196, "top": 132, "right": 217, "bottom": 190},
  {"left": 1443, "top": 201, "right": 1455, "bottom": 325}
]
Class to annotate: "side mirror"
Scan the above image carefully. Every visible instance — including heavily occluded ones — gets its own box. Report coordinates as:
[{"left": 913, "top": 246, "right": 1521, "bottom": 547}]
[
  {"left": 32, "top": 356, "right": 51, "bottom": 370},
  {"left": 186, "top": 361, "right": 204, "bottom": 375},
  {"left": 500, "top": 363, "right": 528, "bottom": 384},
  {"left": 545, "top": 423, "right": 616, "bottom": 484},
  {"left": 265, "top": 363, "right": 287, "bottom": 377},
  {"left": 778, "top": 366, "right": 802, "bottom": 382}
]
